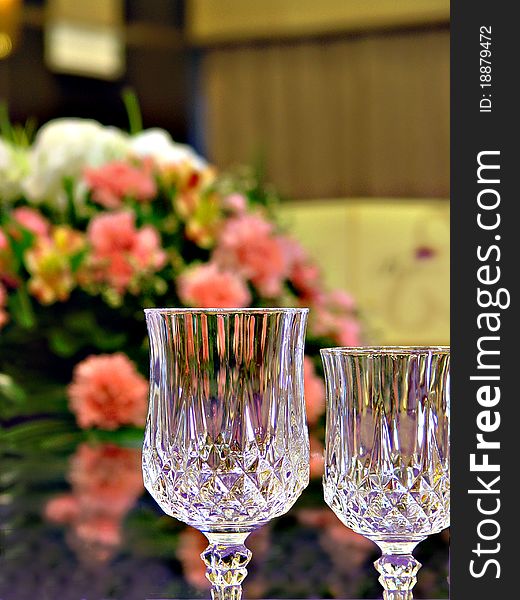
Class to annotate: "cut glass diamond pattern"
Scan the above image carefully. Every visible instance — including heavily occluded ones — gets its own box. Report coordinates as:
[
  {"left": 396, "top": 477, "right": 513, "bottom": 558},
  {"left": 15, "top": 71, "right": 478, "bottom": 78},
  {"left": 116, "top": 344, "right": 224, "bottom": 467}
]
[
  {"left": 322, "top": 349, "right": 450, "bottom": 542},
  {"left": 143, "top": 309, "right": 309, "bottom": 533}
]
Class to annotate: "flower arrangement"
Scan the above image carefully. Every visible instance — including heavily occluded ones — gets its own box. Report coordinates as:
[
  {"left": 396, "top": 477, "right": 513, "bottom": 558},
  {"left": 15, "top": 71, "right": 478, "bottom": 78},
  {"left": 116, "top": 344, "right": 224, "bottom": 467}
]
[{"left": 1, "top": 113, "right": 360, "bottom": 439}]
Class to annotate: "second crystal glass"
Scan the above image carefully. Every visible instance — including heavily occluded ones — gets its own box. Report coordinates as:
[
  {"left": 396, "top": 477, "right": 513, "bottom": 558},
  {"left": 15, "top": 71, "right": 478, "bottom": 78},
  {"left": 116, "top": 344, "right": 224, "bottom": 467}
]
[
  {"left": 321, "top": 346, "right": 450, "bottom": 600},
  {"left": 143, "top": 308, "right": 309, "bottom": 600}
]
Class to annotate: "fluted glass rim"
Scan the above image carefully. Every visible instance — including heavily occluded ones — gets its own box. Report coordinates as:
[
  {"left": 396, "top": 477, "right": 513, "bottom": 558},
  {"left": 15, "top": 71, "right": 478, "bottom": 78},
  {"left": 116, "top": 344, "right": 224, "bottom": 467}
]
[
  {"left": 144, "top": 307, "right": 309, "bottom": 315},
  {"left": 320, "top": 345, "right": 450, "bottom": 356}
]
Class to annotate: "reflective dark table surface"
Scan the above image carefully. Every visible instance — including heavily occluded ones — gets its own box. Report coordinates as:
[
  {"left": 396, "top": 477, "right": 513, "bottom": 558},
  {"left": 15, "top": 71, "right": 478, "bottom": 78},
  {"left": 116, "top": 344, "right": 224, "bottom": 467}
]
[{"left": 0, "top": 432, "right": 449, "bottom": 600}]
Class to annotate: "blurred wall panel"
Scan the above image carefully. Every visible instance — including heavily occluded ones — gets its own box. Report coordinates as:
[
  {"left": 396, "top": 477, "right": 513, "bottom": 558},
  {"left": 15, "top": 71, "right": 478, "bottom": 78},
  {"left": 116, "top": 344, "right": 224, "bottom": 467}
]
[
  {"left": 187, "top": 0, "right": 449, "bottom": 43},
  {"left": 279, "top": 198, "right": 450, "bottom": 345},
  {"left": 200, "top": 28, "right": 449, "bottom": 199},
  {"left": 45, "top": 0, "right": 125, "bottom": 80}
]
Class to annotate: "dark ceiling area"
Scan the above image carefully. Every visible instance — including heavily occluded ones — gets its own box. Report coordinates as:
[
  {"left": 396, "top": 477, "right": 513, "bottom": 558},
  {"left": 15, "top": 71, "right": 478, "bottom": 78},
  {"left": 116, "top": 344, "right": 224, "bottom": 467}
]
[{"left": 0, "top": 0, "right": 190, "bottom": 141}]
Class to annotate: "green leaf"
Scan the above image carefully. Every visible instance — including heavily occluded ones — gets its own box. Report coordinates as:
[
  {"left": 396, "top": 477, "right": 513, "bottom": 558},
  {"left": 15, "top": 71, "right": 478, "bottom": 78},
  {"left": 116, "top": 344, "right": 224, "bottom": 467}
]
[
  {"left": 0, "top": 101, "right": 13, "bottom": 140},
  {"left": 9, "top": 227, "right": 35, "bottom": 266},
  {"left": 92, "top": 329, "right": 128, "bottom": 351},
  {"left": 86, "top": 426, "right": 144, "bottom": 447},
  {"left": 122, "top": 88, "right": 143, "bottom": 135},
  {"left": 52, "top": 310, "right": 128, "bottom": 353},
  {"left": 63, "top": 177, "right": 77, "bottom": 225},
  {"left": 69, "top": 248, "right": 87, "bottom": 273},
  {"left": 0, "top": 373, "right": 27, "bottom": 403},
  {"left": 62, "top": 309, "right": 97, "bottom": 332},
  {"left": 8, "top": 286, "right": 36, "bottom": 330},
  {"left": 39, "top": 430, "right": 84, "bottom": 451},
  {"left": 48, "top": 328, "right": 82, "bottom": 357},
  {"left": 1, "top": 419, "right": 75, "bottom": 453}
]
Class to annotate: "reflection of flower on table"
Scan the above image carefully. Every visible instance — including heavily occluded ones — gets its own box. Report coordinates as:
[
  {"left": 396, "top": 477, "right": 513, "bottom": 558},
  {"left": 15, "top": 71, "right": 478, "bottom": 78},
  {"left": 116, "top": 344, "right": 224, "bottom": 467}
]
[{"left": 45, "top": 443, "right": 143, "bottom": 564}]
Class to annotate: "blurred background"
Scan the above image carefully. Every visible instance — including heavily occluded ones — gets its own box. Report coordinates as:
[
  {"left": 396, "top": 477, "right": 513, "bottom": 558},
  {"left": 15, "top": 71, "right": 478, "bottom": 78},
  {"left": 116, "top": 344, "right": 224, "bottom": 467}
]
[
  {"left": 1, "top": 0, "right": 449, "bottom": 345},
  {"left": 1, "top": 1, "right": 450, "bottom": 598}
]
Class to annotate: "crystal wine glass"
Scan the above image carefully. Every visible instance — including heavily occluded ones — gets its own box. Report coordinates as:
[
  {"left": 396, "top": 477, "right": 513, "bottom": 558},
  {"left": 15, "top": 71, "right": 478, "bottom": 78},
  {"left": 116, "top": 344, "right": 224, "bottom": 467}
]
[
  {"left": 321, "top": 346, "right": 450, "bottom": 600},
  {"left": 143, "top": 308, "right": 310, "bottom": 600}
]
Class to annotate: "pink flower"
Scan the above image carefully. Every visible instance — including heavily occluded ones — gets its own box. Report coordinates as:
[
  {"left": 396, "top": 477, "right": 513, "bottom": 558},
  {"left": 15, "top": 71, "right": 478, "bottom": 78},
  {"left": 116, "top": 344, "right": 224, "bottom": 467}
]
[
  {"left": 0, "top": 230, "right": 16, "bottom": 288},
  {"left": 221, "top": 193, "right": 247, "bottom": 214},
  {"left": 304, "top": 356, "right": 325, "bottom": 425},
  {"left": 282, "top": 237, "right": 323, "bottom": 301},
  {"left": 215, "top": 213, "right": 289, "bottom": 297},
  {"left": 328, "top": 289, "right": 356, "bottom": 312},
  {"left": 44, "top": 494, "right": 80, "bottom": 524},
  {"left": 312, "top": 305, "right": 335, "bottom": 336},
  {"left": 292, "top": 262, "right": 322, "bottom": 298},
  {"left": 87, "top": 211, "right": 166, "bottom": 293},
  {"left": 84, "top": 160, "right": 157, "bottom": 208},
  {"left": 68, "top": 353, "right": 148, "bottom": 430},
  {"left": 335, "top": 316, "right": 362, "bottom": 346},
  {"left": 12, "top": 207, "right": 50, "bottom": 238},
  {"left": 132, "top": 225, "right": 165, "bottom": 269},
  {"left": 311, "top": 289, "right": 361, "bottom": 346},
  {"left": 309, "top": 435, "right": 325, "bottom": 479},
  {"left": 0, "top": 283, "right": 8, "bottom": 329},
  {"left": 178, "top": 262, "right": 251, "bottom": 308},
  {"left": 0, "top": 229, "right": 8, "bottom": 251}
]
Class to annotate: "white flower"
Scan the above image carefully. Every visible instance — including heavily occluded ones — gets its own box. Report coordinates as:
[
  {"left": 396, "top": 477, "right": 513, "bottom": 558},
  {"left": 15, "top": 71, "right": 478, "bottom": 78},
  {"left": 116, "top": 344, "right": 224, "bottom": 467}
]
[
  {"left": 23, "top": 118, "right": 130, "bottom": 205},
  {"left": 0, "top": 139, "right": 29, "bottom": 202},
  {"left": 130, "top": 128, "right": 208, "bottom": 171}
]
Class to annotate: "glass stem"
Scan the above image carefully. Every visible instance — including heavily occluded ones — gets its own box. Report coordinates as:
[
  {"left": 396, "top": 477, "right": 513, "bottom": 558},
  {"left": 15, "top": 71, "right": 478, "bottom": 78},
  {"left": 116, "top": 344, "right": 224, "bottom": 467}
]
[
  {"left": 201, "top": 532, "right": 252, "bottom": 600},
  {"left": 374, "top": 540, "right": 423, "bottom": 600}
]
